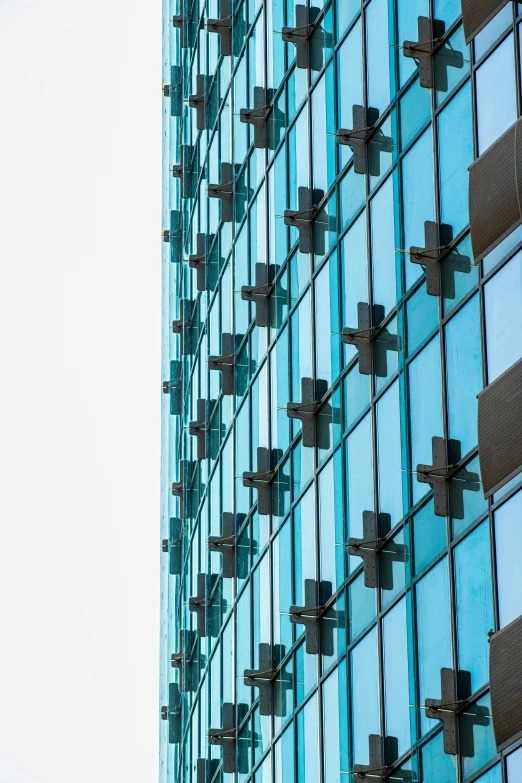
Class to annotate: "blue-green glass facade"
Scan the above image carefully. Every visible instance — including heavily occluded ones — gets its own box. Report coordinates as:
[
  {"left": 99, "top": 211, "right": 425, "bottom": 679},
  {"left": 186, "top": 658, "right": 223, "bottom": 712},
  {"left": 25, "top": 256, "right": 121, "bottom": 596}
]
[{"left": 161, "top": 2, "right": 522, "bottom": 781}]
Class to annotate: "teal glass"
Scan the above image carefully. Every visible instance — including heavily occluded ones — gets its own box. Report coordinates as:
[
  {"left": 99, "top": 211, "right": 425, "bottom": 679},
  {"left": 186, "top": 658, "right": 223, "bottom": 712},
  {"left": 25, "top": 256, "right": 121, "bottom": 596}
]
[
  {"left": 365, "top": 0, "right": 391, "bottom": 117},
  {"left": 376, "top": 380, "right": 404, "bottom": 527},
  {"left": 274, "top": 726, "right": 295, "bottom": 783},
  {"left": 398, "top": 0, "right": 428, "bottom": 86},
  {"left": 476, "top": 765, "right": 502, "bottom": 783},
  {"left": 383, "top": 598, "right": 412, "bottom": 758},
  {"left": 351, "top": 628, "right": 380, "bottom": 767},
  {"left": 402, "top": 128, "right": 436, "bottom": 290},
  {"left": 442, "top": 234, "right": 478, "bottom": 316},
  {"left": 454, "top": 522, "right": 494, "bottom": 693},
  {"left": 445, "top": 294, "right": 482, "bottom": 455},
  {"left": 422, "top": 731, "right": 457, "bottom": 783},
  {"left": 371, "top": 176, "right": 398, "bottom": 315},
  {"left": 434, "top": 25, "right": 469, "bottom": 106},
  {"left": 297, "top": 694, "right": 320, "bottom": 783},
  {"left": 346, "top": 413, "right": 374, "bottom": 564},
  {"left": 349, "top": 571, "right": 376, "bottom": 641},
  {"left": 162, "top": 0, "right": 522, "bottom": 777},
  {"left": 400, "top": 78, "right": 431, "bottom": 151},
  {"left": 406, "top": 282, "right": 439, "bottom": 356},
  {"left": 416, "top": 558, "right": 452, "bottom": 736},
  {"left": 322, "top": 667, "right": 343, "bottom": 783},
  {"left": 438, "top": 83, "right": 473, "bottom": 237},
  {"left": 450, "top": 455, "right": 487, "bottom": 539},
  {"left": 408, "top": 336, "right": 443, "bottom": 505},
  {"left": 460, "top": 693, "right": 497, "bottom": 780}
]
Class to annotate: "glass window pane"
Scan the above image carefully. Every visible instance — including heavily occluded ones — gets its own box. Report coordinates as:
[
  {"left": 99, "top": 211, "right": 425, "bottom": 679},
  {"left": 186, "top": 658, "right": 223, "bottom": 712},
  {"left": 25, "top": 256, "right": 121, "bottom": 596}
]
[
  {"left": 495, "top": 489, "right": 522, "bottom": 627},
  {"left": 402, "top": 128, "right": 435, "bottom": 290},
  {"left": 445, "top": 294, "right": 482, "bottom": 456},
  {"left": 507, "top": 747, "right": 522, "bottom": 781},
  {"left": 408, "top": 336, "right": 443, "bottom": 506},
  {"left": 438, "top": 83, "right": 473, "bottom": 237},
  {"left": 485, "top": 249, "right": 522, "bottom": 381},
  {"left": 414, "top": 499, "right": 447, "bottom": 574},
  {"left": 376, "top": 380, "right": 404, "bottom": 527},
  {"left": 416, "top": 558, "right": 452, "bottom": 736},
  {"left": 422, "top": 731, "right": 457, "bottom": 783},
  {"left": 351, "top": 628, "right": 380, "bottom": 766},
  {"left": 346, "top": 414, "right": 374, "bottom": 565},
  {"left": 454, "top": 522, "right": 494, "bottom": 693},
  {"left": 474, "top": 5, "right": 512, "bottom": 60},
  {"left": 476, "top": 34, "right": 517, "bottom": 154},
  {"left": 365, "top": 0, "right": 391, "bottom": 116},
  {"left": 383, "top": 598, "right": 412, "bottom": 759},
  {"left": 461, "top": 693, "right": 496, "bottom": 780},
  {"left": 371, "top": 176, "right": 398, "bottom": 315},
  {"left": 297, "top": 694, "right": 319, "bottom": 783}
]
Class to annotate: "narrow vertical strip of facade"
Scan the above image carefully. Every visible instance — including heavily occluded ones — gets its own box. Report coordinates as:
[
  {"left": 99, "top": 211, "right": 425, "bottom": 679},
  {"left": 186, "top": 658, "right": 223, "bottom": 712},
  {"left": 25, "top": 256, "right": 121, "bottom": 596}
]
[{"left": 161, "top": 2, "right": 522, "bottom": 781}]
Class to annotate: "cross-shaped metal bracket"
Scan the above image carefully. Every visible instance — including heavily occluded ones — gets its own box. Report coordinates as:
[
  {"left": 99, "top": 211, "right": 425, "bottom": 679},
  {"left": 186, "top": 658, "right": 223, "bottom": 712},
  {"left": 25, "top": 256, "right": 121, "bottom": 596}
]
[
  {"left": 425, "top": 668, "right": 467, "bottom": 755},
  {"left": 189, "top": 233, "right": 207, "bottom": 292},
  {"left": 208, "top": 162, "right": 234, "bottom": 223},
  {"left": 403, "top": 16, "right": 446, "bottom": 89},
  {"left": 162, "top": 517, "right": 182, "bottom": 576},
  {"left": 353, "top": 735, "right": 390, "bottom": 783},
  {"left": 208, "top": 512, "right": 236, "bottom": 579},
  {"left": 287, "top": 377, "right": 329, "bottom": 448},
  {"left": 417, "top": 436, "right": 451, "bottom": 517},
  {"left": 161, "top": 683, "right": 182, "bottom": 744},
  {"left": 244, "top": 643, "right": 286, "bottom": 716},
  {"left": 282, "top": 5, "right": 314, "bottom": 69},
  {"left": 189, "top": 399, "right": 207, "bottom": 460},
  {"left": 337, "top": 105, "right": 380, "bottom": 175},
  {"left": 208, "top": 332, "right": 235, "bottom": 396},
  {"left": 241, "top": 263, "right": 276, "bottom": 328},
  {"left": 172, "top": 144, "right": 195, "bottom": 199},
  {"left": 243, "top": 447, "right": 275, "bottom": 516},
  {"left": 284, "top": 187, "right": 324, "bottom": 254},
  {"left": 163, "top": 359, "right": 182, "bottom": 416},
  {"left": 240, "top": 87, "right": 273, "bottom": 149},
  {"left": 172, "top": 299, "right": 194, "bottom": 356},
  {"left": 206, "top": 0, "right": 232, "bottom": 56},
  {"left": 165, "top": 209, "right": 182, "bottom": 262},
  {"left": 290, "top": 579, "right": 333, "bottom": 655},
  {"left": 171, "top": 629, "right": 197, "bottom": 692},
  {"left": 189, "top": 572, "right": 207, "bottom": 638},
  {"left": 171, "top": 460, "right": 194, "bottom": 520},
  {"left": 348, "top": 511, "right": 386, "bottom": 589},
  {"left": 343, "top": 302, "right": 400, "bottom": 376},
  {"left": 208, "top": 702, "right": 237, "bottom": 774},
  {"left": 409, "top": 220, "right": 455, "bottom": 297},
  {"left": 189, "top": 75, "right": 210, "bottom": 131}
]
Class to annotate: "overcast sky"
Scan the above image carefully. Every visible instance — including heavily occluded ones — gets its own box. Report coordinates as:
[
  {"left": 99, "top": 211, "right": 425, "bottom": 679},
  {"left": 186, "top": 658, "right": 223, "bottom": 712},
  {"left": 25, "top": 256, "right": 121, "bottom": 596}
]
[{"left": 0, "top": 1, "right": 160, "bottom": 780}]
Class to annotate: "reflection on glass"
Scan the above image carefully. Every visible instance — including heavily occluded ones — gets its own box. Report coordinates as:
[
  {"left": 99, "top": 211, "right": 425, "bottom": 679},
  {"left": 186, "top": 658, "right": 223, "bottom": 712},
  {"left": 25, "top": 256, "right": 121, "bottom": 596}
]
[
  {"left": 485, "top": 249, "right": 522, "bottom": 381},
  {"left": 495, "top": 489, "right": 522, "bottom": 627},
  {"left": 476, "top": 34, "right": 517, "bottom": 154}
]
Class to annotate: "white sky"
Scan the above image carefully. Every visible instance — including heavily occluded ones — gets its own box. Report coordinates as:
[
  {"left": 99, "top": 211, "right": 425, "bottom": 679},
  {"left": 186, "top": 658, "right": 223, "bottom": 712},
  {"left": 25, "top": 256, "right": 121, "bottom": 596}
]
[{"left": 0, "top": 1, "right": 161, "bottom": 780}]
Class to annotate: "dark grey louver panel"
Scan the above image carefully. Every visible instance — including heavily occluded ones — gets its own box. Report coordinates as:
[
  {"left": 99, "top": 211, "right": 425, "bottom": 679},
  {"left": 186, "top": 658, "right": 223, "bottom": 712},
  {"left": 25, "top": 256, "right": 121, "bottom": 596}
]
[
  {"left": 462, "top": 0, "right": 511, "bottom": 44},
  {"left": 478, "top": 356, "right": 522, "bottom": 498},
  {"left": 490, "top": 614, "right": 522, "bottom": 751},
  {"left": 469, "top": 117, "right": 522, "bottom": 264}
]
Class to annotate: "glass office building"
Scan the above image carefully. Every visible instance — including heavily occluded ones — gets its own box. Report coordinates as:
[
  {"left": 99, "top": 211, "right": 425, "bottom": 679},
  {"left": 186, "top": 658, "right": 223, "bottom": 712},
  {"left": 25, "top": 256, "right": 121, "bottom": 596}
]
[{"left": 161, "top": 1, "right": 522, "bottom": 781}]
